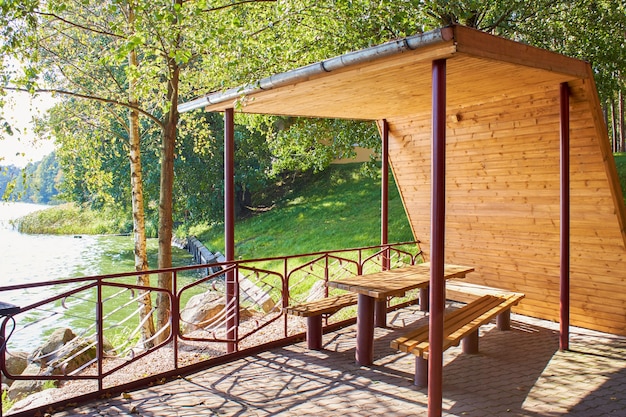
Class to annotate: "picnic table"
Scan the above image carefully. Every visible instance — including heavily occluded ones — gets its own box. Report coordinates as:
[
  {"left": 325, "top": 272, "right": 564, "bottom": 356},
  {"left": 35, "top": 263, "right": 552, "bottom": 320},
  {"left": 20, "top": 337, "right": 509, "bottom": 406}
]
[{"left": 327, "top": 263, "right": 474, "bottom": 365}]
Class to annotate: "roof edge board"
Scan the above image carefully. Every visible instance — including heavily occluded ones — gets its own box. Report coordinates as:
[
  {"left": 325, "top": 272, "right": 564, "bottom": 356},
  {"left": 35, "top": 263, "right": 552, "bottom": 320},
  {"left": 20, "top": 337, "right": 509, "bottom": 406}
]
[
  {"left": 578, "top": 66, "right": 626, "bottom": 246},
  {"left": 452, "top": 25, "right": 589, "bottom": 80},
  {"left": 178, "top": 27, "right": 455, "bottom": 114}
]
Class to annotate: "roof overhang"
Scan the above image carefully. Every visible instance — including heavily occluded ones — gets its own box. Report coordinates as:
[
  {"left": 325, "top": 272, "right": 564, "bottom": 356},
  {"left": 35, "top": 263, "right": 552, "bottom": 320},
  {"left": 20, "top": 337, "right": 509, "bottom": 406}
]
[{"left": 179, "top": 25, "right": 590, "bottom": 120}]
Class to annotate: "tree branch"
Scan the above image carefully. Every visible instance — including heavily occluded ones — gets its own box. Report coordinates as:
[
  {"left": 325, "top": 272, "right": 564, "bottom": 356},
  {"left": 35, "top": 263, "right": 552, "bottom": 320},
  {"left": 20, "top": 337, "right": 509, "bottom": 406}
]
[
  {"left": 4, "top": 86, "right": 163, "bottom": 127},
  {"left": 202, "top": 0, "right": 277, "bottom": 13},
  {"left": 34, "top": 10, "right": 125, "bottom": 39}
]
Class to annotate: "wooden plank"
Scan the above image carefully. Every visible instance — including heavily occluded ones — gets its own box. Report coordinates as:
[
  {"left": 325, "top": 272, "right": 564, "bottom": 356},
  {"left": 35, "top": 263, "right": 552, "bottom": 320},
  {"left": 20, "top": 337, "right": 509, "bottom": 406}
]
[
  {"left": 392, "top": 293, "right": 525, "bottom": 358},
  {"left": 284, "top": 293, "right": 358, "bottom": 317}
]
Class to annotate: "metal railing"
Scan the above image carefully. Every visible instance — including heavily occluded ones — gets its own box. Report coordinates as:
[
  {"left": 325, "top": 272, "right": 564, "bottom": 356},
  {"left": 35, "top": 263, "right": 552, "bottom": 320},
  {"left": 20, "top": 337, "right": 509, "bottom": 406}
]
[{"left": 0, "top": 241, "right": 421, "bottom": 416}]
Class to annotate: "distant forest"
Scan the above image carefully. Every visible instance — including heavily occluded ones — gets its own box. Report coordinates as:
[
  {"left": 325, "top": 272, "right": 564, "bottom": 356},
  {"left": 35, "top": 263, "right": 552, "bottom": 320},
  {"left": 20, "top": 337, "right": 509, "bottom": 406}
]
[{"left": 0, "top": 152, "right": 61, "bottom": 204}]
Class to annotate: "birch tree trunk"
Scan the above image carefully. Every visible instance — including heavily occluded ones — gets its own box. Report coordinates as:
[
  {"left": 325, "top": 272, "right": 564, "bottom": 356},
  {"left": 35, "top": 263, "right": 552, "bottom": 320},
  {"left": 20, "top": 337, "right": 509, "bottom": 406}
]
[
  {"left": 154, "top": 35, "right": 181, "bottom": 344},
  {"left": 129, "top": 5, "right": 155, "bottom": 349}
]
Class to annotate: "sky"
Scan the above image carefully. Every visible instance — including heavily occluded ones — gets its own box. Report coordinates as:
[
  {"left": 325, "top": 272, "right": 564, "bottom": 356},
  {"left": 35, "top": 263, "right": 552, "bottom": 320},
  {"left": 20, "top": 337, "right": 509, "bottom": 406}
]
[{"left": 0, "top": 91, "right": 57, "bottom": 168}]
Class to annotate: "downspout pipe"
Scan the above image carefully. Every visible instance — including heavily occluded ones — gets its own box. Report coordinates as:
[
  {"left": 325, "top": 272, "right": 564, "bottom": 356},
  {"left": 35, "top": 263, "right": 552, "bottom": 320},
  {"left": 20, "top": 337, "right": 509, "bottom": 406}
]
[{"left": 178, "top": 28, "right": 454, "bottom": 114}]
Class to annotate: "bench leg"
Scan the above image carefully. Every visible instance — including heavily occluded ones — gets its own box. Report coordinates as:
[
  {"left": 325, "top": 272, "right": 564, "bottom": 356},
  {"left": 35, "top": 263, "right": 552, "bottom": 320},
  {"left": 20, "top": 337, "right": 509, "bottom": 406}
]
[
  {"left": 419, "top": 287, "right": 429, "bottom": 312},
  {"left": 414, "top": 356, "right": 428, "bottom": 387},
  {"left": 496, "top": 309, "right": 511, "bottom": 330},
  {"left": 462, "top": 329, "right": 479, "bottom": 354},
  {"left": 306, "top": 315, "right": 323, "bottom": 350}
]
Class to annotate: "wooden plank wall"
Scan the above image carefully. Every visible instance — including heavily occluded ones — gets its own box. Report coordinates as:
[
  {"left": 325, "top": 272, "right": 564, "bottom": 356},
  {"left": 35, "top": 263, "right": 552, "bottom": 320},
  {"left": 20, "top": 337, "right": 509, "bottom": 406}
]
[{"left": 388, "top": 79, "right": 626, "bottom": 335}]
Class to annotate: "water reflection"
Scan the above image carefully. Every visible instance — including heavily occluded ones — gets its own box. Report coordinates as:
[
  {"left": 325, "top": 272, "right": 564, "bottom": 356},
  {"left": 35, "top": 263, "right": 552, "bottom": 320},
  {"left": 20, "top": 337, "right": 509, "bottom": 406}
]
[{"left": 0, "top": 202, "right": 199, "bottom": 352}]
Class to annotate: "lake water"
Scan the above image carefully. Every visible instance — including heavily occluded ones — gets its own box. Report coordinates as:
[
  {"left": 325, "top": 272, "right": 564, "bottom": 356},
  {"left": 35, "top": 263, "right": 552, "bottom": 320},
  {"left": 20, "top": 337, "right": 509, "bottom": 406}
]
[{"left": 0, "top": 202, "right": 197, "bottom": 351}]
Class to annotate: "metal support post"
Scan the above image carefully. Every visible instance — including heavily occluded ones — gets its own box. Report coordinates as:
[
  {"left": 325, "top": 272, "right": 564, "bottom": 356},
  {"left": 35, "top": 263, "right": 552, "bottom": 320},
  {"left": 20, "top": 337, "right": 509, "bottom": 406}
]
[
  {"left": 428, "top": 58, "right": 447, "bottom": 417},
  {"left": 559, "top": 83, "right": 571, "bottom": 351},
  {"left": 225, "top": 108, "right": 237, "bottom": 353}
]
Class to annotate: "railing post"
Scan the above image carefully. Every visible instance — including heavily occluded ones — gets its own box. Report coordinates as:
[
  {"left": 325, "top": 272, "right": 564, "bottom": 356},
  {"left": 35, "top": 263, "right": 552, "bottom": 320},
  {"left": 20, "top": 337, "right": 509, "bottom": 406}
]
[
  {"left": 172, "top": 271, "right": 179, "bottom": 368},
  {"left": 97, "top": 281, "right": 104, "bottom": 392},
  {"left": 283, "top": 258, "right": 289, "bottom": 337}
]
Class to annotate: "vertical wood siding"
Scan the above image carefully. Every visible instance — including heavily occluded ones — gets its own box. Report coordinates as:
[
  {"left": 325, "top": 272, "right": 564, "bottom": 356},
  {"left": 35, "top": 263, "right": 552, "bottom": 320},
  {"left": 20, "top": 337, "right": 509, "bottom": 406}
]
[{"left": 388, "top": 80, "right": 626, "bottom": 335}]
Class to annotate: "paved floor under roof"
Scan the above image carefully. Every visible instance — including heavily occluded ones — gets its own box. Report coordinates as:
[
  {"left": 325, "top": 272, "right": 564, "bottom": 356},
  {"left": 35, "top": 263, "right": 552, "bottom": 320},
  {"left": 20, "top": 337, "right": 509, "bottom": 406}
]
[{"left": 50, "top": 305, "right": 626, "bottom": 416}]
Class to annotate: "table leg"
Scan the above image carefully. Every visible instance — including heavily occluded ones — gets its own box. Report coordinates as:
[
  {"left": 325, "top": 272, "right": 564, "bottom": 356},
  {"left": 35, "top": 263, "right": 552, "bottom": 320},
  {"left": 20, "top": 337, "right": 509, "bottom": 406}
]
[
  {"left": 419, "top": 287, "right": 429, "bottom": 311},
  {"left": 356, "top": 294, "right": 375, "bottom": 365},
  {"left": 374, "top": 299, "right": 387, "bottom": 327}
]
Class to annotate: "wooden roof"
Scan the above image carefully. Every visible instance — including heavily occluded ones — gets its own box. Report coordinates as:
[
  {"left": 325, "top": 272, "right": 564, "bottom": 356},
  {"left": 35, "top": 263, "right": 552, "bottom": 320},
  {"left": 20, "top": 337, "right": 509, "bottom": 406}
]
[
  {"left": 186, "top": 26, "right": 588, "bottom": 120},
  {"left": 181, "top": 25, "right": 626, "bottom": 336}
]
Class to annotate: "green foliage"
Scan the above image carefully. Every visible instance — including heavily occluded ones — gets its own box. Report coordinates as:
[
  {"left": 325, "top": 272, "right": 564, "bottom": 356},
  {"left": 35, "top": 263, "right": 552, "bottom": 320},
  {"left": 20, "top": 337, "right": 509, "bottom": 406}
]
[
  {"left": 615, "top": 153, "right": 626, "bottom": 205},
  {"left": 16, "top": 202, "right": 132, "bottom": 235},
  {"left": 1, "top": 153, "right": 62, "bottom": 203},
  {"left": 2, "top": 389, "right": 15, "bottom": 414},
  {"left": 508, "top": 0, "right": 626, "bottom": 102}
]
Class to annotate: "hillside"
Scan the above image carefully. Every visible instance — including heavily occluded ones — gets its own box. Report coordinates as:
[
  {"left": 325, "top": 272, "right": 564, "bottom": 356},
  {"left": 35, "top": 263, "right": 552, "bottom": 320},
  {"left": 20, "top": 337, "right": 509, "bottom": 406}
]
[{"left": 192, "top": 163, "right": 414, "bottom": 259}]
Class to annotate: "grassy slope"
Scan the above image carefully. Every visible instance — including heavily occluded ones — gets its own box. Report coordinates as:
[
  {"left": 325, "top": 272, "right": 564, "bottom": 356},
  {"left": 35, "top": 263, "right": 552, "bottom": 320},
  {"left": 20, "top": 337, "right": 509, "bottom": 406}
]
[{"left": 192, "top": 163, "right": 414, "bottom": 259}]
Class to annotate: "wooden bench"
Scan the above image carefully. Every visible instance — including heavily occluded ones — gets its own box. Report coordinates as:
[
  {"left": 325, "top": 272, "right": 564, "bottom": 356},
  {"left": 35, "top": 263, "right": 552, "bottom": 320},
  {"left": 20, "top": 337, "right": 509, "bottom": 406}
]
[
  {"left": 285, "top": 292, "right": 358, "bottom": 350},
  {"left": 391, "top": 292, "right": 524, "bottom": 387}
]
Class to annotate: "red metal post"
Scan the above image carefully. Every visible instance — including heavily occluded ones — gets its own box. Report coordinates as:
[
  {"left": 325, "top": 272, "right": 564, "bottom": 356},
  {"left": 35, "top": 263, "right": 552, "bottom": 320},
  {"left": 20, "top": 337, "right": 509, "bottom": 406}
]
[
  {"left": 560, "top": 83, "right": 570, "bottom": 351},
  {"left": 375, "top": 119, "right": 390, "bottom": 327},
  {"left": 306, "top": 316, "right": 323, "bottom": 350},
  {"left": 381, "top": 119, "right": 390, "bottom": 253},
  {"left": 355, "top": 294, "right": 375, "bottom": 365},
  {"left": 428, "top": 58, "right": 446, "bottom": 417},
  {"left": 96, "top": 283, "right": 103, "bottom": 392},
  {"left": 225, "top": 108, "right": 237, "bottom": 353}
]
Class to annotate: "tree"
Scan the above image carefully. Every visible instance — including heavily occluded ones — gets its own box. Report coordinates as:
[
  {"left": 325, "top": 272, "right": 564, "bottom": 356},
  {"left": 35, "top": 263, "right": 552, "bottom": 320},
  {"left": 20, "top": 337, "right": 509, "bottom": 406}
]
[{"left": 0, "top": 0, "right": 290, "bottom": 343}]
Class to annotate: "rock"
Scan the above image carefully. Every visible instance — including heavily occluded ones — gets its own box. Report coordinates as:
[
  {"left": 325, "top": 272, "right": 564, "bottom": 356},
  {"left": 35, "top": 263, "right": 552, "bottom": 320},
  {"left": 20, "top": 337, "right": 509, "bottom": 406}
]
[
  {"left": 6, "top": 363, "right": 52, "bottom": 401},
  {"left": 2, "top": 350, "right": 28, "bottom": 386},
  {"left": 8, "top": 387, "right": 60, "bottom": 414},
  {"left": 30, "top": 328, "right": 76, "bottom": 365},
  {"left": 8, "top": 327, "right": 103, "bottom": 402},
  {"left": 47, "top": 338, "right": 97, "bottom": 376},
  {"left": 180, "top": 291, "right": 225, "bottom": 334}
]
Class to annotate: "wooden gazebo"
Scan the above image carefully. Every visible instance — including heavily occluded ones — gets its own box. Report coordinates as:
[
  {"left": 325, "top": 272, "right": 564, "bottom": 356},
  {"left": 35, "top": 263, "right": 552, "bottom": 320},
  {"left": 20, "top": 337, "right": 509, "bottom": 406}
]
[{"left": 179, "top": 25, "right": 626, "bottom": 417}]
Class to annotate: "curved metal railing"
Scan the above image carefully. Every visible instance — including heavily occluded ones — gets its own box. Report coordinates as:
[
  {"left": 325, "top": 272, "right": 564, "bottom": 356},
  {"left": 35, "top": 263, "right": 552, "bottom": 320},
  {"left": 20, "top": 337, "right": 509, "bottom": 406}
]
[{"left": 0, "top": 241, "right": 421, "bottom": 416}]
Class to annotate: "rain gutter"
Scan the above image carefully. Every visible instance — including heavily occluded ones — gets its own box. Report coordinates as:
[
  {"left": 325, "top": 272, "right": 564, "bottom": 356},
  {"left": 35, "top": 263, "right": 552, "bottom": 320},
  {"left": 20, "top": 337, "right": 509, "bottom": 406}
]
[{"left": 178, "top": 26, "right": 454, "bottom": 114}]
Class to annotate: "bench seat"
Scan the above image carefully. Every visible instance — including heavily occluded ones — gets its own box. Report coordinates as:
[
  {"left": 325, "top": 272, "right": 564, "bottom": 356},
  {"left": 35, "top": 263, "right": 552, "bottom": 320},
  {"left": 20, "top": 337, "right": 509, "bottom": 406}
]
[
  {"left": 391, "top": 293, "right": 524, "bottom": 387},
  {"left": 285, "top": 292, "right": 358, "bottom": 349}
]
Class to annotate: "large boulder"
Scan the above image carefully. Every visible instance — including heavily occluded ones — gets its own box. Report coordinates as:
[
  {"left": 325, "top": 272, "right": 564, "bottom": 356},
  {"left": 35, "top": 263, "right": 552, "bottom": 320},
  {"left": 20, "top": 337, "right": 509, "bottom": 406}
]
[
  {"left": 8, "top": 387, "right": 60, "bottom": 414},
  {"left": 29, "top": 328, "right": 76, "bottom": 365},
  {"left": 6, "top": 363, "right": 52, "bottom": 401},
  {"left": 180, "top": 291, "right": 225, "bottom": 334},
  {"left": 2, "top": 350, "right": 28, "bottom": 386},
  {"left": 8, "top": 327, "right": 103, "bottom": 401}
]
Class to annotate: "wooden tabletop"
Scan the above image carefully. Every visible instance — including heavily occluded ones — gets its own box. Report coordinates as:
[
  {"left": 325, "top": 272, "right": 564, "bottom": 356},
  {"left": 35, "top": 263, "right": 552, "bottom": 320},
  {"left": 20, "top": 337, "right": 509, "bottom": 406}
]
[{"left": 327, "top": 263, "right": 474, "bottom": 300}]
